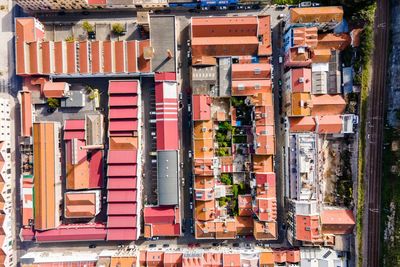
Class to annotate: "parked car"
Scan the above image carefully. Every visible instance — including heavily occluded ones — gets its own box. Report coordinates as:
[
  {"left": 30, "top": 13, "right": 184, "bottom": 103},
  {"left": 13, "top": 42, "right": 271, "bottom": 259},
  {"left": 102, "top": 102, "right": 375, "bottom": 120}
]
[
  {"left": 89, "top": 244, "right": 96, "bottom": 248},
  {"left": 299, "top": 1, "right": 312, "bottom": 7},
  {"left": 278, "top": 56, "right": 283, "bottom": 64},
  {"left": 188, "top": 150, "right": 192, "bottom": 158},
  {"left": 188, "top": 104, "right": 191, "bottom": 113},
  {"left": 149, "top": 244, "right": 157, "bottom": 248},
  {"left": 163, "top": 244, "right": 170, "bottom": 248},
  {"left": 278, "top": 14, "right": 286, "bottom": 19}
]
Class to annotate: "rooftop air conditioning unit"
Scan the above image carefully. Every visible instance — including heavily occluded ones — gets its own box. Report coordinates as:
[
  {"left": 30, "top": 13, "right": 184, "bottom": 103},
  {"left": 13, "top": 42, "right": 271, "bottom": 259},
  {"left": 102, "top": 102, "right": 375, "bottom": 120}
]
[
  {"left": 299, "top": 77, "right": 305, "bottom": 83},
  {"left": 298, "top": 47, "right": 305, "bottom": 54}
]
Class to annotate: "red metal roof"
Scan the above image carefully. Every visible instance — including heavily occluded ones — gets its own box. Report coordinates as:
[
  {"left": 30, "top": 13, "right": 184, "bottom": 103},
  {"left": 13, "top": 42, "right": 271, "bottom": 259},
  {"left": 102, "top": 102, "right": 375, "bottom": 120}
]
[
  {"left": 108, "top": 165, "right": 137, "bottom": 177},
  {"left": 35, "top": 225, "right": 107, "bottom": 242},
  {"left": 107, "top": 215, "right": 137, "bottom": 228},
  {"left": 109, "top": 80, "right": 138, "bottom": 94},
  {"left": 155, "top": 82, "right": 179, "bottom": 151},
  {"left": 64, "top": 120, "right": 85, "bottom": 130},
  {"left": 107, "top": 190, "right": 137, "bottom": 202},
  {"left": 107, "top": 203, "right": 137, "bottom": 215},
  {"left": 108, "top": 150, "right": 137, "bottom": 164},
  {"left": 155, "top": 72, "right": 177, "bottom": 81},
  {"left": 109, "top": 120, "right": 138, "bottom": 133},
  {"left": 144, "top": 206, "right": 176, "bottom": 224},
  {"left": 109, "top": 107, "right": 138, "bottom": 119},
  {"left": 109, "top": 95, "right": 138, "bottom": 107},
  {"left": 192, "top": 95, "right": 211, "bottom": 121},
  {"left": 156, "top": 120, "right": 179, "bottom": 151},
  {"left": 107, "top": 228, "right": 137, "bottom": 241},
  {"left": 89, "top": 150, "right": 103, "bottom": 188},
  {"left": 108, "top": 177, "right": 137, "bottom": 189}
]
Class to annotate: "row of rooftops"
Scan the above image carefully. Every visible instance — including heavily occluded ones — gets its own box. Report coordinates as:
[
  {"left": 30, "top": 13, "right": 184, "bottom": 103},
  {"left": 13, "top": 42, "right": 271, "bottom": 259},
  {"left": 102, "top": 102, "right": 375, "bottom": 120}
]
[
  {"left": 283, "top": 6, "right": 356, "bottom": 248},
  {"left": 190, "top": 16, "right": 272, "bottom": 65},
  {"left": 106, "top": 80, "right": 141, "bottom": 241},
  {"left": 15, "top": 16, "right": 177, "bottom": 77},
  {"left": 0, "top": 98, "right": 14, "bottom": 266},
  {"left": 190, "top": 15, "right": 278, "bottom": 241}
]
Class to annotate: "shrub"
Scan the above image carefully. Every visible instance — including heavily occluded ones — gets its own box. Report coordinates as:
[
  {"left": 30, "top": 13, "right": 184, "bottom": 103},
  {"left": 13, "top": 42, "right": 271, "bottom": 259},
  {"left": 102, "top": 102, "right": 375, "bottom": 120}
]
[
  {"left": 112, "top": 23, "right": 125, "bottom": 35},
  {"left": 82, "top": 21, "right": 94, "bottom": 33},
  {"left": 65, "top": 36, "right": 75, "bottom": 42},
  {"left": 220, "top": 174, "right": 232, "bottom": 185},
  {"left": 47, "top": 98, "right": 60, "bottom": 109}
]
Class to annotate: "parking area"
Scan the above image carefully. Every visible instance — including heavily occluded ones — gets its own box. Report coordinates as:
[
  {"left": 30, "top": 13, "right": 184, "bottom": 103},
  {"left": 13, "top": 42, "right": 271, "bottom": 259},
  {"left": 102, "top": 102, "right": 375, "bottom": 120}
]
[{"left": 141, "top": 78, "right": 159, "bottom": 206}]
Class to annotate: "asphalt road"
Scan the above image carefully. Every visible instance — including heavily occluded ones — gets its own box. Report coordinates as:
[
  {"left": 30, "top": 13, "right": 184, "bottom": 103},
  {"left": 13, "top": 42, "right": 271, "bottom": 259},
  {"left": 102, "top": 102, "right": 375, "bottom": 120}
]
[{"left": 362, "top": 0, "right": 390, "bottom": 266}]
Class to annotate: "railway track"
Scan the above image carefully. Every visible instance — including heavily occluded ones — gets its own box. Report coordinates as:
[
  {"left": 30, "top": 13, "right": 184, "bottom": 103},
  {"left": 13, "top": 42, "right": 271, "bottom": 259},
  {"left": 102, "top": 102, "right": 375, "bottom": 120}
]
[{"left": 363, "top": 0, "right": 390, "bottom": 266}]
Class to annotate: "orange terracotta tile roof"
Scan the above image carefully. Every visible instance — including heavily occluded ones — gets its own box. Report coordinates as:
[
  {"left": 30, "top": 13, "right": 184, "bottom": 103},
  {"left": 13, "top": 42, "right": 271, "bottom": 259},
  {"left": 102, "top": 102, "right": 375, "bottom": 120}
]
[
  {"left": 295, "top": 215, "right": 322, "bottom": 243},
  {"left": 253, "top": 155, "right": 273, "bottom": 173},
  {"left": 320, "top": 209, "right": 355, "bottom": 235},
  {"left": 193, "top": 95, "right": 212, "bottom": 121},
  {"left": 317, "top": 33, "right": 351, "bottom": 51},
  {"left": 195, "top": 175, "right": 214, "bottom": 189},
  {"left": 146, "top": 251, "right": 164, "bottom": 267},
  {"left": 42, "top": 82, "right": 68, "bottom": 98},
  {"left": 109, "top": 137, "right": 138, "bottom": 150},
  {"left": 253, "top": 220, "right": 277, "bottom": 240},
  {"left": 249, "top": 92, "right": 273, "bottom": 107},
  {"left": 194, "top": 160, "right": 214, "bottom": 176},
  {"left": 311, "top": 94, "right": 346, "bottom": 116},
  {"left": 292, "top": 27, "right": 318, "bottom": 48},
  {"left": 286, "top": 249, "right": 301, "bottom": 263},
  {"left": 316, "top": 115, "right": 343, "bottom": 134},
  {"left": 164, "top": 253, "right": 183, "bottom": 266},
  {"left": 287, "top": 47, "right": 312, "bottom": 66},
  {"left": 290, "top": 6, "right": 343, "bottom": 24},
  {"left": 232, "top": 80, "right": 272, "bottom": 96},
  {"left": 289, "top": 117, "right": 316, "bottom": 132},
  {"left": 259, "top": 251, "right": 274, "bottom": 265},
  {"left": 311, "top": 48, "right": 332, "bottom": 63},
  {"left": 238, "top": 195, "right": 253, "bottom": 216},
  {"left": 195, "top": 220, "right": 216, "bottom": 239},
  {"left": 255, "top": 197, "right": 277, "bottom": 221},
  {"left": 254, "top": 105, "right": 274, "bottom": 127},
  {"left": 203, "top": 252, "right": 222, "bottom": 266},
  {"left": 215, "top": 220, "right": 237, "bottom": 239},
  {"left": 273, "top": 249, "right": 286, "bottom": 263},
  {"left": 291, "top": 92, "right": 312, "bottom": 116},
  {"left": 232, "top": 63, "right": 271, "bottom": 80},
  {"left": 193, "top": 139, "right": 214, "bottom": 159},
  {"left": 111, "top": 256, "right": 137, "bottom": 267},
  {"left": 195, "top": 200, "right": 216, "bottom": 221},
  {"left": 288, "top": 68, "right": 312, "bottom": 93},
  {"left": 193, "top": 121, "right": 213, "bottom": 140},
  {"left": 255, "top": 125, "right": 275, "bottom": 155},
  {"left": 235, "top": 216, "right": 254, "bottom": 235},
  {"left": 33, "top": 122, "right": 60, "bottom": 230},
  {"left": 65, "top": 192, "right": 96, "bottom": 218},
  {"left": 222, "top": 253, "right": 241, "bottom": 267}
]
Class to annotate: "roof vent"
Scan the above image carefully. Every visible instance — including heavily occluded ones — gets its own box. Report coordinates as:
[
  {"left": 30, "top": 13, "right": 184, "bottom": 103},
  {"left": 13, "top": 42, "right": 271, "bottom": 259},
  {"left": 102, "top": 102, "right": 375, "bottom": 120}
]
[
  {"left": 299, "top": 77, "right": 305, "bottom": 83},
  {"left": 298, "top": 47, "right": 305, "bottom": 54}
]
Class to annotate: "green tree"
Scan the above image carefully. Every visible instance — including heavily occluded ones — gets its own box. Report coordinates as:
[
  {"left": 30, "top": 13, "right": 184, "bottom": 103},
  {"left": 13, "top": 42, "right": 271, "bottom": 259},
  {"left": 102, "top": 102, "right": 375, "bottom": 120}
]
[
  {"left": 232, "top": 184, "right": 239, "bottom": 198},
  {"left": 219, "top": 121, "right": 233, "bottom": 132},
  {"left": 47, "top": 98, "right": 60, "bottom": 109},
  {"left": 112, "top": 23, "right": 125, "bottom": 35},
  {"left": 219, "top": 197, "right": 227, "bottom": 207},
  {"left": 216, "top": 132, "right": 225, "bottom": 142},
  {"left": 82, "top": 21, "right": 94, "bottom": 33},
  {"left": 220, "top": 174, "right": 232, "bottom": 185}
]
